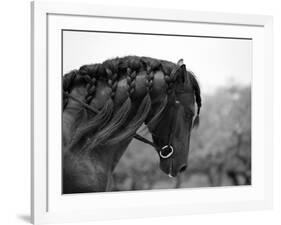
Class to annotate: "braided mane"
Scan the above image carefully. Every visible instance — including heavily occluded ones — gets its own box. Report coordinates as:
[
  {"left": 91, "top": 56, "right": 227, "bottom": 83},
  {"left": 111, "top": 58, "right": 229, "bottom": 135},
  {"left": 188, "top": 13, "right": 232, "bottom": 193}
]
[{"left": 63, "top": 56, "right": 201, "bottom": 152}]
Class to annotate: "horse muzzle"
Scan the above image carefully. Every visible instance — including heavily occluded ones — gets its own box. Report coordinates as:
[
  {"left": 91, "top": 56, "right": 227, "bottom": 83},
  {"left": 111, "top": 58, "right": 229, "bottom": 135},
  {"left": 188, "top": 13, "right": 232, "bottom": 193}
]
[{"left": 158, "top": 146, "right": 187, "bottom": 178}]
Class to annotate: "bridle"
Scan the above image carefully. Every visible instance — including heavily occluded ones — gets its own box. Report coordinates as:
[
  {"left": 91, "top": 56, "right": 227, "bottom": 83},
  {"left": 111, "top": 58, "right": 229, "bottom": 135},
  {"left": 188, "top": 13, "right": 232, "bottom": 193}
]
[
  {"left": 134, "top": 104, "right": 176, "bottom": 160},
  {"left": 64, "top": 92, "right": 176, "bottom": 160}
]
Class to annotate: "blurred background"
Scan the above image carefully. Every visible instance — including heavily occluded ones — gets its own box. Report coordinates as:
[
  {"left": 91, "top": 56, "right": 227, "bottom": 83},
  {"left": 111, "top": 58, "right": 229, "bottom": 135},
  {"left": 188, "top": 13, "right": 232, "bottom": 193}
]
[{"left": 112, "top": 84, "right": 251, "bottom": 191}]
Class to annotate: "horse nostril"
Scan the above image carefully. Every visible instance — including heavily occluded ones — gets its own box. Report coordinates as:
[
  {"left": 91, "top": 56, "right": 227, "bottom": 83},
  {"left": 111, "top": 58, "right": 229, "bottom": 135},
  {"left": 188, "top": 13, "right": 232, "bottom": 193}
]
[{"left": 179, "top": 165, "right": 187, "bottom": 173}]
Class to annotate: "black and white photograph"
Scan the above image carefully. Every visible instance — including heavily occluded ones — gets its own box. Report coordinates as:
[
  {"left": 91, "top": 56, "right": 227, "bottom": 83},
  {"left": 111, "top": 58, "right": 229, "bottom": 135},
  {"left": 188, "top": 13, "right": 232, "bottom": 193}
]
[
  {"left": 62, "top": 30, "right": 251, "bottom": 194},
  {"left": 0, "top": 0, "right": 276, "bottom": 224}
]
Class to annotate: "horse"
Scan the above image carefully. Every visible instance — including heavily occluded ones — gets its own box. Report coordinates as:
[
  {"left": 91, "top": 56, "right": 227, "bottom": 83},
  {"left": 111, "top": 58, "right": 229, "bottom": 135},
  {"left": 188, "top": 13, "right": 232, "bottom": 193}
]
[{"left": 62, "top": 56, "right": 201, "bottom": 194}]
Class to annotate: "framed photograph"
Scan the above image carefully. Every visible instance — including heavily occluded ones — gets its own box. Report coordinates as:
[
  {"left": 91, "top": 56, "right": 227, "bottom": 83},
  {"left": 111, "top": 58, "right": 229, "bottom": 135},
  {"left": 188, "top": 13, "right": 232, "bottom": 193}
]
[{"left": 31, "top": 1, "right": 273, "bottom": 224}]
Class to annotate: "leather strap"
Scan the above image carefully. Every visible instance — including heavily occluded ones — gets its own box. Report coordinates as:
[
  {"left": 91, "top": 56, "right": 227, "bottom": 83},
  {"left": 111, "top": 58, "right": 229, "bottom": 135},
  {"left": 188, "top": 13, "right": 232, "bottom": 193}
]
[{"left": 64, "top": 92, "right": 162, "bottom": 151}]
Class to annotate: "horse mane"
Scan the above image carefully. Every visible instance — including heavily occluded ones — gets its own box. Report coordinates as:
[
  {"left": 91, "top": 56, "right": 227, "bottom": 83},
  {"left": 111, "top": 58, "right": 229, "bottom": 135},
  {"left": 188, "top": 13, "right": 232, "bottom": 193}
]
[
  {"left": 188, "top": 70, "right": 201, "bottom": 127},
  {"left": 63, "top": 56, "right": 201, "bottom": 152}
]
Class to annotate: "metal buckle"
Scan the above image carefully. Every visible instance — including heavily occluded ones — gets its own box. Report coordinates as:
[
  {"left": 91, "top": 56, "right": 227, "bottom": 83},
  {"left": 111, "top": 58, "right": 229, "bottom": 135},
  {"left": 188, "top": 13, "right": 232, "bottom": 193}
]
[{"left": 159, "top": 145, "right": 174, "bottom": 159}]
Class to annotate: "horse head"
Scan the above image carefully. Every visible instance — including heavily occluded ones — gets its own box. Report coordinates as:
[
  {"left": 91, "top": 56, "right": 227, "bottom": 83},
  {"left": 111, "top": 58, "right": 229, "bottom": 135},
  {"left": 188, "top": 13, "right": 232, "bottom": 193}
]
[
  {"left": 147, "top": 59, "right": 201, "bottom": 177},
  {"left": 62, "top": 56, "right": 201, "bottom": 193}
]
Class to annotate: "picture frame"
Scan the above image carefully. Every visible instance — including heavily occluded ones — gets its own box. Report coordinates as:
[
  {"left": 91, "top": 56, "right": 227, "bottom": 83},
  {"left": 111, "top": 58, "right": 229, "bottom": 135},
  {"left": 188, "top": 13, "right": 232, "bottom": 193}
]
[{"left": 31, "top": 1, "right": 273, "bottom": 224}]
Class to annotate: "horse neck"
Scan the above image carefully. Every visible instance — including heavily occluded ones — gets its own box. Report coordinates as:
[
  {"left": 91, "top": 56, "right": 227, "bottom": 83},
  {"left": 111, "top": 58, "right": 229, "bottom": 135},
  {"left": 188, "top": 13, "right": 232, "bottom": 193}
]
[
  {"left": 62, "top": 83, "right": 166, "bottom": 193},
  {"left": 63, "top": 139, "right": 132, "bottom": 193}
]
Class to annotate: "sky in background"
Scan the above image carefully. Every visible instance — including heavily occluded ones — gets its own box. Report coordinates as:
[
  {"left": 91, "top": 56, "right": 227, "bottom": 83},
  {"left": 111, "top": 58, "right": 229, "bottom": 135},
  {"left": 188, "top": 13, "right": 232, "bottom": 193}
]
[{"left": 63, "top": 31, "right": 252, "bottom": 94}]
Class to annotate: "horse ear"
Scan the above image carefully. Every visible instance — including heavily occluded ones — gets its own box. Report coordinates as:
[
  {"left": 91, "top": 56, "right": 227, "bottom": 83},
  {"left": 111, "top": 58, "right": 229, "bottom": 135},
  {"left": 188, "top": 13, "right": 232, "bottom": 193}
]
[
  {"left": 181, "top": 65, "right": 192, "bottom": 87},
  {"left": 171, "top": 59, "right": 185, "bottom": 83},
  {"left": 174, "top": 61, "right": 192, "bottom": 87},
  {"left": 177, "top": 59, "right": 184, "bottom": 66},
  {"left": 171, "top": 59, "right": 192, "bottom": 90}
]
